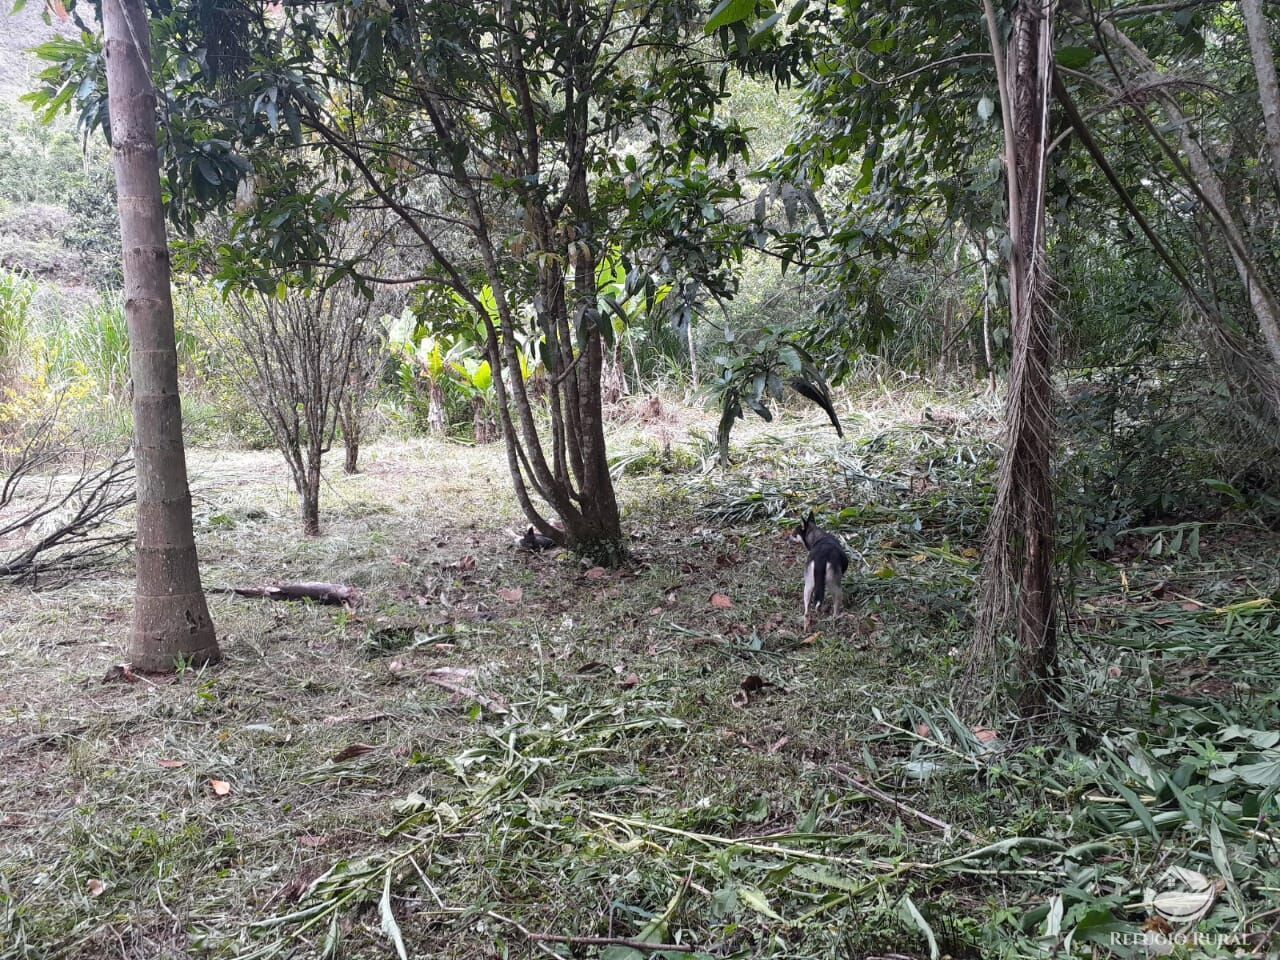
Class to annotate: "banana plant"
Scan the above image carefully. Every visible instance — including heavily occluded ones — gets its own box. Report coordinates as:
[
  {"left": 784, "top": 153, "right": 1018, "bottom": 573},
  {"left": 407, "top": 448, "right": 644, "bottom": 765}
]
[{"left": 449, "top": 356, "right": 498, "bottom": 443}]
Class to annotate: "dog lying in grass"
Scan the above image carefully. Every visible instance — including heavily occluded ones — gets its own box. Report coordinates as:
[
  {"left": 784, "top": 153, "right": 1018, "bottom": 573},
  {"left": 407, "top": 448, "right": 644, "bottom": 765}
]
[{"left": 791, "top": 511, "right": 850, "bottom": 632}]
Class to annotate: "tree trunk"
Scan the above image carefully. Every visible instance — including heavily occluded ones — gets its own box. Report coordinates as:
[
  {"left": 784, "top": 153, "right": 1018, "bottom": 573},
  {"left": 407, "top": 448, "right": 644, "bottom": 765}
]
[
  {"left": 343, "top": 434, "right": 358, "bottom": 475},
  {"left": 302, "top": 448, "right": 321, "bottom": 536},
  {"left": 340, "top": 394, "right": 360, "bottom": 474},
  {"left": 1241, "top": 0, "right": 1280, "bottom": 188},
  {"left": 974, "top": 0, "right": 1057, "bottom": 707},
  {"left": 686, "top": 314, "right": 699, "bottom": 391},
  {"left": 427, "top": 380, "right": 447, "bottom": 436},
  {"left": 105, "top": 0, "right": 218, "bottom": 671}
]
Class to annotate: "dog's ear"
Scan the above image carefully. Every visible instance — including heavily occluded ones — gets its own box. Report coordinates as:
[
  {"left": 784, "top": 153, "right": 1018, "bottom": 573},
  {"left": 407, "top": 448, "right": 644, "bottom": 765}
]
[{"left": 804, "top": 510, "right": 815, "bottom": 526}]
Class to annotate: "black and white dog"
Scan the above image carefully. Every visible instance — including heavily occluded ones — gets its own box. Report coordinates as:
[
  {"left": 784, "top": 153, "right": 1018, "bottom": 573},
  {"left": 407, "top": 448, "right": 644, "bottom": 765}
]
[{"left": 790, "top": 512, "right": 850, "bottom": 632}]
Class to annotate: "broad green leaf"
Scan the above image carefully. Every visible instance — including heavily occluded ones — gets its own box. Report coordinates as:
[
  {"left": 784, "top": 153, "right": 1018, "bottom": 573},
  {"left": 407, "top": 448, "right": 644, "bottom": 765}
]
[{"left": 705, "top": 0, "right": 755, "bottom": 34}]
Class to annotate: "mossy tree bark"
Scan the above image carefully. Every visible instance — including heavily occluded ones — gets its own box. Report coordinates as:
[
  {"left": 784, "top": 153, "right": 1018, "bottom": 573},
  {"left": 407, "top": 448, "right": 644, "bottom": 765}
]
[{"left": 104, "top": 0, "right": 219, "bottom": 669}]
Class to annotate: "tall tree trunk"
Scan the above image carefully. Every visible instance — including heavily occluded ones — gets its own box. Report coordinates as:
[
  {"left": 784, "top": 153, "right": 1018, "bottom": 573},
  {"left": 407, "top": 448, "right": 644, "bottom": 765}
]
[
  {"left": 105, "top": 0, "right": 218, "bottom": 671},
  {"left": 974, "top": 0, "right": 1058, "bottom": 708},
  {"left": 1241, "top": 0, "right": 1280, "bottom": 187}
]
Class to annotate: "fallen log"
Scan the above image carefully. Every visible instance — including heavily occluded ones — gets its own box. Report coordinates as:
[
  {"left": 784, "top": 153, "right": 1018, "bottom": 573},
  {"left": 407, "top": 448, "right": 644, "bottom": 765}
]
[{"left": 222, "top": 582, "right": 361, "bottom": 606}]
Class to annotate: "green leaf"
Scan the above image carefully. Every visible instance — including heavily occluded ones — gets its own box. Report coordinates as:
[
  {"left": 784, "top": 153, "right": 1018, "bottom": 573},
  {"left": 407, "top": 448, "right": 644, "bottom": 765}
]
[
  {"left": 1056, "top": 45, "right": 1094, "bottom": 69},
  {"left": 736, "top": 885, "right": 782, "bottom": 921},
  {"left": 379, "top": 870, "right": 407, "bottom": 960},
  {"left": 705, "top": 0, "right": 755, "bottom": 34},
  {"left": 901, "top": 895, "right": 940, "bottom": 960},
  {"left": 1234, "top": 756, "right": 1280, "bottom": 786},
  {"left": 786, "top": 0, "right": 809, "bottom": 24},
  {"left": 748, "top": 11, "right": 783, "bottom": 47}
]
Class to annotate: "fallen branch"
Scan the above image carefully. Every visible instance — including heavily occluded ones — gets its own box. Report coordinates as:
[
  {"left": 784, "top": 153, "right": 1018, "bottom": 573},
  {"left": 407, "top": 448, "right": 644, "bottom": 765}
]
[
  {"left": 830, "top": 764, "right": 978, "bottom": 842},
  {"left": 222, "top": 582, "right": 361, "bottom": 605},
  {"left": 422, "top": 668, "right": 510, "bottom": 715},
  {"left": 527, "top": 932, "right": 698, "bottom": 953}
]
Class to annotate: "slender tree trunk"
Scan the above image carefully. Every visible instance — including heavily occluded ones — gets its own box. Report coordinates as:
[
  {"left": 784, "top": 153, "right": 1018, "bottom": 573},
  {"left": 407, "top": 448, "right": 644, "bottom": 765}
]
[
  {"left": 302, "top": 446, "right": 321, "bottom": 536},
  {"left": 686, "top": 315, "right": 699, "bottom": 391},
  {"left": 340, "top": 394, "right": 360, "bottom": 474},
  {"left": 1241, "top": 0, "right": 1280, "bottom": 186},
  {"left": 979, "top": 236, "right": 998, "bottom": 392},
  {"left": 974, "top": 0, "right": 1058, "bottom": 708},
  {"left": 427, "top": 380, "right": 447, "bottom": 435},
  {"left": 105, "top": 0, "right": 218, "bottom": 671}
]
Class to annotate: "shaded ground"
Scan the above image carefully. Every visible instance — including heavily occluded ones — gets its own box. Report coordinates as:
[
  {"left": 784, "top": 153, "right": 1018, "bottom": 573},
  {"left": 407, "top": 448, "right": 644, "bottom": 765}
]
[{"left": 2, "top": 391, "right": 1279, "bottom": 959}]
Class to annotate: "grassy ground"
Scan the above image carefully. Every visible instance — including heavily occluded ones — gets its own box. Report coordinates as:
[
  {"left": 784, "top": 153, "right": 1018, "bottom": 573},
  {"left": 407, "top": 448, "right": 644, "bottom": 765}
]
[{"left": 2, "top": 389, "right": 1279, "bottom": 959}]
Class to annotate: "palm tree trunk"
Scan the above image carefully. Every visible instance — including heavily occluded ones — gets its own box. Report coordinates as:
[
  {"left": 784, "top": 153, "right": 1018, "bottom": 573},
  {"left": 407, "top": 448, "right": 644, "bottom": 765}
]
[
  {"left": 105, "top": 0, "right": 218, "bottom": 670},
  {"left": 973, "top": 0, "right": 1058, "bottom": 707}
]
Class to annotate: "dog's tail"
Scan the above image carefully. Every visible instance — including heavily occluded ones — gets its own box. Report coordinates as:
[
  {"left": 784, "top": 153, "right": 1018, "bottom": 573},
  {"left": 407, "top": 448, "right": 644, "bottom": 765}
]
[{"left": 811, "top": 557, "right": 828, "bottom": 607}]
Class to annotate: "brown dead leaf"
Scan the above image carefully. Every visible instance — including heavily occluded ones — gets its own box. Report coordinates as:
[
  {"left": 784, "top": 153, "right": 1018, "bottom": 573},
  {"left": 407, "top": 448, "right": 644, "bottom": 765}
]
[
  {"left": 497, "top": 587, "right": 524, "bottom": 603},
  {"left": 331, "top": 743, "right": 376, "bottom": 764},
  {"left": 210, "top": 779, "right": 232, "bottom": 797},
  {"left": 299, "top": 835, "right": 330, "bottom": 848},
  {"left": 157, "top": 759, "right": 186, "bottom": 770},
  {"left": 710, "top": 593, "right": 734, "bottom": 609},
  {"left": 457, "top": 555, "right": 476, "bottom": 572},
  {"left": 915, "top": 724, "right": 932, "bottom": 738},
  {"left": 971, "top": 727, "right": 999, "bottom": 744},
  {"left": 86, "top": 878, "right": 106, "bottom": 898},
  {"left": 648, "top": 606, "right": 663, "bottom": 616},
  {"left": 584, "top": 566, "right": 607, "bottom": 580},
  {"left": 619, "top": 673, "right": 640, "bottom": 689},
  {"left": 1107, "top": 665, "right": 1123, "bottom": 679},
  {"left": 769, "top": 735, "right": 790, "bottom": 754},
  {"left": 1180, "top": 601, "right": 1201, "bottom": 611}
]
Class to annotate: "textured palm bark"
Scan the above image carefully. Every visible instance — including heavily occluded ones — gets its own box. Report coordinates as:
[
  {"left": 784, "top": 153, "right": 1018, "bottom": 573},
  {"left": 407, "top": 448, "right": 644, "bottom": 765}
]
[
  {"left": 104, "top": 0, "right": 218, "bottom": 669},
  {"left": 974, "top": 0, "right": 1057, "bottom": 704}
]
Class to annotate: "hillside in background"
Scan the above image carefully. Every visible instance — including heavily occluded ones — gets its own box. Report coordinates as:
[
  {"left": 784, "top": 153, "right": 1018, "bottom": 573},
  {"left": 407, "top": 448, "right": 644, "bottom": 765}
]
[{"left": 0, "top": 4, "right": 115, "bottom": 297}]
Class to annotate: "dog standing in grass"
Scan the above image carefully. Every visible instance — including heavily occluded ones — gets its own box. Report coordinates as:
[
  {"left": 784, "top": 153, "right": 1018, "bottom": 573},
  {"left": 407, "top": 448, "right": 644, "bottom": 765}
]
[{"left": 791, "top": 512, "right": 850, "bottom": 632}]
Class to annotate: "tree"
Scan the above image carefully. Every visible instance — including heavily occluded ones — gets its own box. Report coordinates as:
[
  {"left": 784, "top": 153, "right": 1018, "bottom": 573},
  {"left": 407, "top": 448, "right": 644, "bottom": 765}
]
[
  {"left": 226, "top": 278, "right": 376, "bottom": 535},
  {"left": 102, "top": 0, "right": 218, "bottom": 670},
  {"left": 972, "top": 0, "right": 1058, "bottom": 705}
]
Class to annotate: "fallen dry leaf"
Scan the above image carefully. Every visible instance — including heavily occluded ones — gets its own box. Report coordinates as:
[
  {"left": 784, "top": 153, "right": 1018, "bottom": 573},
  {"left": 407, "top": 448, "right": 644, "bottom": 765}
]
[
  {"left": 710, "top": 593, "right": 734, "bottom": 609},
  {"left": 915, "top": 724, "right": 932, "bottom": 738},
  {"left": 619, "top": 673, "right": 640, "bottom": 689},
  {"left": 299, "top": 835, "right": 330, "bottom": 848},
  {"left": 331, "top": 743, "right": 376, "bottom": 764},
  {"left": 157, "top": 759, "right": 186, "bottom": 770},
  {"left": 971, "top": 727, "right": 999, "bottom": 744},
  {"left": 497, "top": 587, "right": 523, "bottom": 603},
  {"left": 584, "top": 567, "right": 607, "bottom": 580},
  {"left": 210, "top": 779, "right": 232, "bottom": 797},
  {"left": 86, "top": 878, "right": 106, "bottom": 898},
  {"left": 1107, "top": 665, "right": 1123, "bottom": 679},
  {"left": 457, "top": 555, "right": 476, "bottom": 572},
  {"left": 769, "top": 735, "right": 790, "bottom": 754}
]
